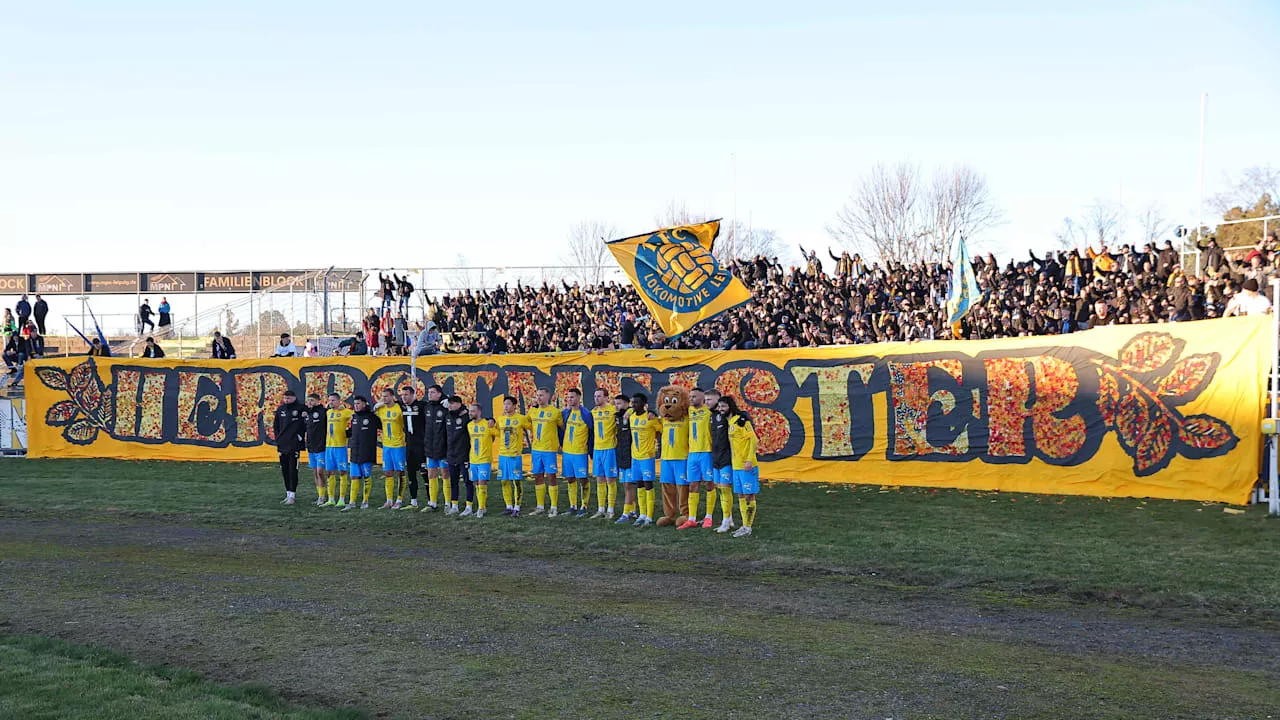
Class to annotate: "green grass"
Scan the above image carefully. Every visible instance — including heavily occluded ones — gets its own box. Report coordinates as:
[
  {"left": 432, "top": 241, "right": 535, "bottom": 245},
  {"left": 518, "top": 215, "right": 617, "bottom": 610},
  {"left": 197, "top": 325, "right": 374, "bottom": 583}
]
[
  {"left": 0, "top": 634, "right": 363, "bottom": 720},
  {"left": 4, "top": 459, "right": 1279, "bottom": 620},
  {"left": 3, "top": 459, "right": 1280, "bottom": 719}
]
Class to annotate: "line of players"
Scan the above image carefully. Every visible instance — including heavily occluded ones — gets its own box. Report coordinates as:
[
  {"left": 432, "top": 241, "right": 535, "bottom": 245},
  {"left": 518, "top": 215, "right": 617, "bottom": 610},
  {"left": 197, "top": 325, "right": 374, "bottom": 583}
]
[{"left": 272, "top": 384, "right": 760, "bottom": 538}]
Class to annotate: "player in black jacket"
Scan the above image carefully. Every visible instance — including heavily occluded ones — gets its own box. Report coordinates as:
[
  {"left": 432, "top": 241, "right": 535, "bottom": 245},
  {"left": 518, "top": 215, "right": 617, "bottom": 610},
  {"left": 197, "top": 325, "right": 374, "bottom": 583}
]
[
  {"left": 612, "top": 394, "right": 634, "bottom": 524},
  {"left": 444, "top": 395, "right": 474, "bottom": 515},
  {"left": 272, "top": 390, "right": 307, "bottom": 506},
  {"left": 398, "top": 385, "right": 430, "bottom": 510},
  {"left": 705, "top": 389, "right": 735, "bottom": 533},
  {"left": 343, "top": 396, "right": 381, "bottom": 512},
  {"left": 304, "top": 393, "right": 329, "bottom": 506},
  {"left": 421, "top": 385, "right": 449, "bottom": 512}
]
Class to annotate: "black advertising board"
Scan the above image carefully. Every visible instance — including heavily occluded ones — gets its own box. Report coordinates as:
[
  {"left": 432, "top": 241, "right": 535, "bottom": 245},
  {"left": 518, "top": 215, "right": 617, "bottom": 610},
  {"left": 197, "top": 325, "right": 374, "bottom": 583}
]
[
  {"left": 254, "top": 270, "right": 310, "bottom": 291},
  {"left": 34, "top": 274, "right": 84, "bottom": 294},
  {"left": 0, "top": 275, "right": 29, "bottom": 293},
  {"left": 145, "top": 272, "right": 196, "bottom": 294},
  {"left": 198, "top": 272, "right": 253, "bottom": 292},
  {"left": 86, "top": 273, "right": 140, "bottom": 294},
  {"left": 318, "top": 269, "right": 364, "bottom": 292}
]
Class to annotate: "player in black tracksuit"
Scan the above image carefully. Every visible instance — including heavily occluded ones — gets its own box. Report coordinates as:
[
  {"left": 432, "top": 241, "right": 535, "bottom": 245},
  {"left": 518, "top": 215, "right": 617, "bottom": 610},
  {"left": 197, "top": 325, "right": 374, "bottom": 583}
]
[
  {"left": 272, "top": 390, "right": 307, "bottom": 505},
  {"left": 399, "top": 385, "right": 430, "bottom": 509},
  {"left": 444, "top": 395, "right": 474, "bottom": 515},
  {"left": 613, "top": 395, "right": 632, "bottom": 522},
  {"left": 707, "top": 389, "right": 734, "bottom": 530},
  {"left": 304, "top": 394, "right": 329, "bottom": 505},
  {"left": 344, "top": 396, "right": 381, "bottom": 511},
  {"left": 421, "top": 385, "right": 449, "bottom": 511}
]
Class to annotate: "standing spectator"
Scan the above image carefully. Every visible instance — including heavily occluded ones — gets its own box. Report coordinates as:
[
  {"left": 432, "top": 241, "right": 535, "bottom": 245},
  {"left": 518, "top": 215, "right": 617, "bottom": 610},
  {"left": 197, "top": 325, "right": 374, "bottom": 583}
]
[
  {"left": 211, "top": 331, "right": 237, "bottom": 359},
  {"left": 378, "top": 273, "right": 396, "bottom": 313},
  {"left": 138, "top": 298, "right": 155, "bottom": 335},
  {"left": 381, "top": 310, "right": 395, "bottom": 355},
  {"left": 1156, "top": 240, "right": 1179, "bottom": 281},
  {"left": 393, "top": 312, "right": 408, "bottom": 355},
  {"left": 2, "top": 309, "right": 15, "bottom": 339},
  {"left": 32, "top": 294, "right": 48, "bottom": 335},
  {"left": 304, "top": 340, "right": 320, "bottom": 357},
  {"left": 157, "top": 297, "right": 172, "bottom": 336},
  {"left": 272, "top": 332, "right": 299, "bottom": 357},
  {"left": 396, "top": 274, "right": 414, "bottom": 316},
  {"left": 141, "top": 336, "right": 165, "bottom": 358},
  {"left": 619, "top": 313, "right": 636, "bottom": 349},
  {"left": 1197, "top": 237, "right": 1226, "bottom": 276},
  {"left": 15, "top": 294, "right": 31, "bottom": 330}
]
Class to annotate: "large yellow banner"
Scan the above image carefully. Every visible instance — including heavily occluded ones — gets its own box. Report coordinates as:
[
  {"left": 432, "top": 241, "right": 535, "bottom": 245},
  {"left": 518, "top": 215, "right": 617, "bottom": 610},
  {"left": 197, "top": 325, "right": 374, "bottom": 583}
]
[{"left": 24, "top": 317, "right": 1271, "bottom": 504}]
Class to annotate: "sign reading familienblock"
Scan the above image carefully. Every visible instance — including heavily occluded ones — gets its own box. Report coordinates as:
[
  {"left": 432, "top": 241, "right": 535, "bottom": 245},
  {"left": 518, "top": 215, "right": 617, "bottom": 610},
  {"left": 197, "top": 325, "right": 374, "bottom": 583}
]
[{"left": 23, "top": 317, "right": 1270, "bottom": 504}]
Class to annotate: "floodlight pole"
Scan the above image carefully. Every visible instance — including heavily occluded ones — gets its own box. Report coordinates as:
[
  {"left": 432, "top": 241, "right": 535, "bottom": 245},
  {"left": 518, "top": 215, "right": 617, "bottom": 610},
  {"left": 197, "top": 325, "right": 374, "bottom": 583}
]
[{"left": 1195, "top": 92, "right": 1207, "bottom": 247}]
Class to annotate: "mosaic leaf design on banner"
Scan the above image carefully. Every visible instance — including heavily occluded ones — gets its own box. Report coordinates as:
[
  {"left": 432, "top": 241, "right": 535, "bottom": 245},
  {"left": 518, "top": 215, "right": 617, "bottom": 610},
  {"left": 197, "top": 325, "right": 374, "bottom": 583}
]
[
  {"left": 1116, "top": 333, "right": 1179, "bottom": 373},
  {"left": 44, "top": 400, "right": 79, "bottom": 427},
  {"left": 64, "top": 418, "right": 99, "bottom": 445},
  {"left": 1093, "top": 332, "right": 1235, "bottom": 475},
  {"left": 36, "top": 358, "right": 117, "bottom": 445},
  {"left": 1178, "top": 415, "right": 1234, "bottom": 451},
  {"left": 35, "top": 366, "right": 68, "bottom": 390},
  {"left": 1155, "top": 354, "right": 1216, "bottom": 402}
]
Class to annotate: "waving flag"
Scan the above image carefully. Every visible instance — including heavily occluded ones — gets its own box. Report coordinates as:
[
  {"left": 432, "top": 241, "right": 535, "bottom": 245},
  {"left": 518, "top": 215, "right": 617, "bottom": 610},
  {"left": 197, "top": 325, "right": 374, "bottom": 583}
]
[
  {"left": 606, "top": 220, "right": 752, "bottom": 338},
  {"left": 946, "top": 235, "right": 982, "bottom": 337}
]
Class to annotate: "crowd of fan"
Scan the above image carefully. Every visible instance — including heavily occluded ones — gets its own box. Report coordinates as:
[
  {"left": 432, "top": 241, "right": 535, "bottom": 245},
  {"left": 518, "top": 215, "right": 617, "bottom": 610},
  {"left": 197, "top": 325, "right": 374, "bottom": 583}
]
[
  {"left": 2, "top": 293, "right": 48, "bottom": 375},
  {"left": 405, "top": 232, "right": 1279, "bottom": 356}
]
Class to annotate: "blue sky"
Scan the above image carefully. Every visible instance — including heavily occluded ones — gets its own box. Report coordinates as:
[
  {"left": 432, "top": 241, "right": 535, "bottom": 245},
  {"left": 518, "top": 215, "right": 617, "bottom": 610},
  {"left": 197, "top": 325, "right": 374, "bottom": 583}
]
[{"left": 2, "top": 0, "right": 1278, "bottom": 276}]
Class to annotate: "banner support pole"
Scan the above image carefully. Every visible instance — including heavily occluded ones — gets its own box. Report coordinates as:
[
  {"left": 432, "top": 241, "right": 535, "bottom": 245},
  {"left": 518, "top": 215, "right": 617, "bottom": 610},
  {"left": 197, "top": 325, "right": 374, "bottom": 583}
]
[{"left": 1270, "top": 278, "right": 1279, "bottom": 516}]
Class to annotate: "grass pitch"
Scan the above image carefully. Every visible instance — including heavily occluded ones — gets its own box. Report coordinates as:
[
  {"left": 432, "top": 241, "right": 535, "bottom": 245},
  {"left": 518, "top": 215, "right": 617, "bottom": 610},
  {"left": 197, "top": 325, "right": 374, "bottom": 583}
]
[{"left": 2, "top": 459, "right": 1280, "bottom": 719}]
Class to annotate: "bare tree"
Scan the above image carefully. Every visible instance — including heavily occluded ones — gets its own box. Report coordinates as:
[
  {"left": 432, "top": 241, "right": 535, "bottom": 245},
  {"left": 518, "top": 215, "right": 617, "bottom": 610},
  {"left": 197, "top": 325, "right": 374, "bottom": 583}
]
[
  {"left": 1082, "top": 198, "right": 1125, "bottom": 248},
  {"left": 1210, "top": 165, "right": 1280, "bottom": 215},
  {"left": 443, "top": 253, "right": 473, "bottom": 292},
  {"left": 1135, "top": 203, "right": 1172, "bottom": 245},
  {"left": 717, "top": 221, "right": 781, "bottom": 263},
  {"left": 563, "top": 220, "right": 617, "bottom": 286},
  {"left": 924, "top": 165, "right": 1003, "bottom": 262},
  {"left": 827, "top": 162, "right": 930, "bottom": 264},
  {"left": 1054, "top": 217, "right": 1087, "bottom": 251},
  {"left": 654, "top": 199, "right": 705, "bottom": 229},
  {"left": 651, "top": 201, "right": 777, "bottom": 264}
]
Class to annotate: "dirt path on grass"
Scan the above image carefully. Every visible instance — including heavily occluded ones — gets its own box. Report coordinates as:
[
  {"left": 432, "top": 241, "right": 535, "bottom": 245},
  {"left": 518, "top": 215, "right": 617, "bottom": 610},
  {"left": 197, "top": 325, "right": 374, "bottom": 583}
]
[
  {"left": 6, "top": 516, "right": 1279, "bottom": 671},
  {"left": 3, "top": 516, "right": 1280, "bottom": 719}
]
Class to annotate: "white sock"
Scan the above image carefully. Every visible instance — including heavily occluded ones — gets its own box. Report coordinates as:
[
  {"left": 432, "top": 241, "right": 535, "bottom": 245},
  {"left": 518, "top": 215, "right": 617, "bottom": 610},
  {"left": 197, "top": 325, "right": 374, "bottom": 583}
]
[
  {"left": 410, "top": 499, "right": 418, "bottom": 506},
  {"left": 287, "top": 491, "right": 295, "bottom": 499}
]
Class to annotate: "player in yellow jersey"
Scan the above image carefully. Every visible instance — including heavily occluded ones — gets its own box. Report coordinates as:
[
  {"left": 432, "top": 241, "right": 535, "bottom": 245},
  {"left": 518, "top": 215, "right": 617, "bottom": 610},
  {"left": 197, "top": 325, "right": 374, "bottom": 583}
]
[
  {"left": 467, "top": 403, "right": 498, "bottom": 518},
  {"left": 627, "top": 393, "right": 661, "bottom": 528},
  {"left": 323, "top": 393, "right": 354, "bottom": 507},
  {"left": 496, "top": 395, "right": 530, "bottom": 517},
  {"left": 589, "top": 388, "right": 619, "bottom": 519},
  {"left": 373, "top": 389, "right": 408, "bottom": 509},
  {"left": 722, "top": 396, "right": 759, "bottom": 538},
  {"left": 679, "top": 388, "right": 717, "bottom": 530},
  {"left": 526, "top": 387, "right": 563, "bottom": 517},
  {"left": 560, "top": 388, "right": 593, "bottom": 518}
]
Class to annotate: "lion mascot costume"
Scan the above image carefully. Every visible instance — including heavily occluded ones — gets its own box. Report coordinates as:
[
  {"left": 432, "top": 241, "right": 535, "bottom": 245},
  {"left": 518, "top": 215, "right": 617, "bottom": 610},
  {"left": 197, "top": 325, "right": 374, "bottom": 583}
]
[{"left": 655, "top": 385, "right": 692, "bottom": 527}]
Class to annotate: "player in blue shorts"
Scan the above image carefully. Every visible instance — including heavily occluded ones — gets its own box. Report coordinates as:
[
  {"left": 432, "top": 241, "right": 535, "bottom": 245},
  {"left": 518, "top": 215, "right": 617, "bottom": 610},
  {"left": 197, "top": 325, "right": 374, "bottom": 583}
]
[
  {"left": 589, "top": 389, "right": 619, "bottom": 519},
  {"left": 560, "top": 388, "right": 592, "bottom": 517},
  {"left": 724, "top": 396, "right": 759, "bottom": 538}
]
